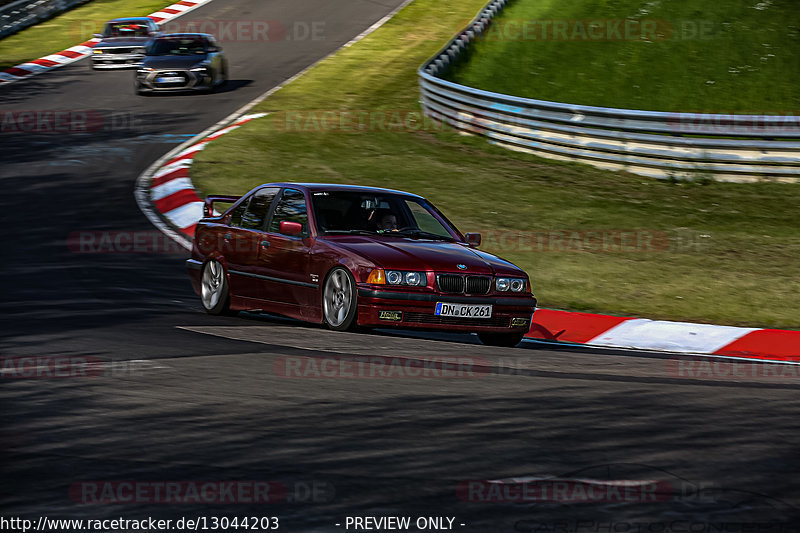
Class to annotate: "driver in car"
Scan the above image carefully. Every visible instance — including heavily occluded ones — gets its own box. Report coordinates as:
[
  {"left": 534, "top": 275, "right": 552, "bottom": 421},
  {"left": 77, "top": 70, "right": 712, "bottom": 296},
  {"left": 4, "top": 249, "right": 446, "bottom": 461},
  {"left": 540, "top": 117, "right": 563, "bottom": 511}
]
[{"left": 376, "top": 212, "right": 398, "bottom": 232}]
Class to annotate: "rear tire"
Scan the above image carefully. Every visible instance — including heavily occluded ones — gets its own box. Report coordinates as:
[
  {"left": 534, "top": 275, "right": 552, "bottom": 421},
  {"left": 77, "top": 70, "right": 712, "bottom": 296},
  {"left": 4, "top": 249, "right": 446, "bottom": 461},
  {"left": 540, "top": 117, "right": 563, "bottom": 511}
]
[
  {"left": 201, "top": 259, "right": 232, "bottom": 315},
  {"left": 478, "top": 332, "right": 525, "bottom": 348},
  {"left": 322, "top": 267, "right": 358, "bottom": 331}
]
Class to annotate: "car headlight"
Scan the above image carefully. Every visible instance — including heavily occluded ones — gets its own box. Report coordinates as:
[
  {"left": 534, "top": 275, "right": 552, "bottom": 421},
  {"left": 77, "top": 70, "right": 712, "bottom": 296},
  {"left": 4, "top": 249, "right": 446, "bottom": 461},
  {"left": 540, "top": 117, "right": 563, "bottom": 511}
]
[
  {"left": 510, "top": 279, "right": 526, "bottom": 292},
  {"left": 386, "top": 270, "right": 403, "bottom": 285},
  {"left": 386, "top": 270, "right": 426, "bottom": 286},
  {"left": 496, "top": 278, "right": 526, "bottom": 292},
  {"left": 190, "top": 65, "right": 210, "bottom": 75},
  {"left": 134, "top": 47, "right": 146, "bottom": 54},
  {"left": 404, "top": 272, "right": 422, "bottom": 286},
  {"left": 93, "top": 49, "right": 103, "bottom": 54}
]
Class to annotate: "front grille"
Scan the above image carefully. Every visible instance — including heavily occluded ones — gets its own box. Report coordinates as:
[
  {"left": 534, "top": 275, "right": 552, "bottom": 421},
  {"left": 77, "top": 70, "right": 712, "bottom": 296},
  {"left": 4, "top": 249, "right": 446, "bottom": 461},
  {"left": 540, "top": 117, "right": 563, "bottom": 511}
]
[
  {"left": 466, "top": 276, "right": 491, "bottom": 295},
  {"left": 154, "top": 71, "right": 190, "bottom": 87},
  {"left": 404, "top": 313, "right": 510, "bottom": 328},
  {"left": 436, "top": 274, "right": 491, "bottom": 295},
  {"left": 437, "top": 274, "right": 465, "bottom": 293}
]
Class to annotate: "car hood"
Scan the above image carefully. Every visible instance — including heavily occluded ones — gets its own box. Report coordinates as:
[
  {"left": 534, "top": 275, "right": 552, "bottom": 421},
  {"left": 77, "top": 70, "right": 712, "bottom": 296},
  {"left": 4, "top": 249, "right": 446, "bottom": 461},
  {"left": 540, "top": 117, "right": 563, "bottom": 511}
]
[
  {"left": 140, "top": 55, "right": 208, "bottom": 69},
  {"left": 96, "top": 37, "right": 150, "bottom": 47},
  {"left": 329, "top": 236, "right": 525, "bottom": 276}
]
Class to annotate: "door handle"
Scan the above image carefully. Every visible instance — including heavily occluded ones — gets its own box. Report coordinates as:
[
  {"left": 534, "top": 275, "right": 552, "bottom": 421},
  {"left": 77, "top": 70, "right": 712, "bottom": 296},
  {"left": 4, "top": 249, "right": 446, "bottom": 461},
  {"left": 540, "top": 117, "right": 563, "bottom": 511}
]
[{"left": 260, "top": 240, "right": 270, "bottom": 248}]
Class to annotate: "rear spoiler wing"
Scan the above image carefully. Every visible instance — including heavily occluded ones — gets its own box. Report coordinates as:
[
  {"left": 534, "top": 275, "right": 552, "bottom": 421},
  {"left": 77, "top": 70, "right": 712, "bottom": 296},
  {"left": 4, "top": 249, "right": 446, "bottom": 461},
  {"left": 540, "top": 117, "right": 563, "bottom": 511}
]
[{"left": 203, "top": 195, "right": 241, "bottom": 218}]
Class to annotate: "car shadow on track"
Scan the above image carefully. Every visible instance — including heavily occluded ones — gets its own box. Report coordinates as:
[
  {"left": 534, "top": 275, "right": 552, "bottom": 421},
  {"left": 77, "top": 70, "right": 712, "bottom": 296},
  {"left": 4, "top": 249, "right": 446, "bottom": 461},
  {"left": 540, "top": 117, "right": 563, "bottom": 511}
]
[{"left": 232, "top": 310, "right": 740, "bottom": 363}]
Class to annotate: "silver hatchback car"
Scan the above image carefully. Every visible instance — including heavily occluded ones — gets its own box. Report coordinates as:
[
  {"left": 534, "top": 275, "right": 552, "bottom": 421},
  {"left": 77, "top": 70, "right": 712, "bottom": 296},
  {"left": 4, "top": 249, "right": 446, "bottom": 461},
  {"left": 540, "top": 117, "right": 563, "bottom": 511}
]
[
  {"left": 91, "top": 18, "right": 159, "bottom": 70},
  {"left": 135, "top": 34, "right": 228, "bottom": 94}
]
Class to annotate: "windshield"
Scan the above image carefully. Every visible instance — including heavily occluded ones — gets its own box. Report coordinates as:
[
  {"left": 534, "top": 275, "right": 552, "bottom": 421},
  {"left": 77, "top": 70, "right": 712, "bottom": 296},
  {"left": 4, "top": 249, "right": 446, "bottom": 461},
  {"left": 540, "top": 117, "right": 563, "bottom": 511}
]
[
  {"left": 311, "top": 191, "right": 457, "bottom": 240},
  {"left": 147, "top": 37, "right": 207, "bottom": 56},
  {"left": 104, "top": 22, "right": 150, "bottom": 38}
]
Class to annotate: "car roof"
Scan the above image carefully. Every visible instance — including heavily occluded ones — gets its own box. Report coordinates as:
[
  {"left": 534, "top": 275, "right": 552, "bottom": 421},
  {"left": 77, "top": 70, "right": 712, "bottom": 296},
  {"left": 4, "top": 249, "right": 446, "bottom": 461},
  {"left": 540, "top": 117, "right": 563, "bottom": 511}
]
[
  {"left": 156, "top": 33, "right": 213, "bottom": 39},
  {"left": 258, "top": 183, "right": 423, "bottom": 198},
  {"left": 107, "top": 17, "right": 154, "bottom": 24}
]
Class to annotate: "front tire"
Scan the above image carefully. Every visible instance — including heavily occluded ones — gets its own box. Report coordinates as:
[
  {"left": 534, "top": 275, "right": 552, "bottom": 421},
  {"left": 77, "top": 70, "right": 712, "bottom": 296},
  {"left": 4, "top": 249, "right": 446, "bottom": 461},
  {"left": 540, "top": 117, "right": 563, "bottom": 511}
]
[
  {"left": 211, "top": 67, "right": 227, "bottom": 92},
  {"left": 478, "top": 332, "right": 525, "bottom": 348},
  {"left": 322, "top": 267, "right": 358, "bottom": 331},
  {"left": 201, "top": 259, "right": 231, "bottom": 315}
]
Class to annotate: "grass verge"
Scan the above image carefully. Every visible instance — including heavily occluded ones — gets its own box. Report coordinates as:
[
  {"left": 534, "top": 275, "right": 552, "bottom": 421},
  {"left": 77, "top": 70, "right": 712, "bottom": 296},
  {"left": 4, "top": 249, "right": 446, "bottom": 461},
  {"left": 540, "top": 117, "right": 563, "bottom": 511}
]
[
  {"left": 0, "top": 0, "right": 176, "bottom": 70},
  {"left": 445, "top": 0, "right": 800, "bottom": 113},
  {"left": 192, "top": 0, "right": 800, "bottom": 328}
]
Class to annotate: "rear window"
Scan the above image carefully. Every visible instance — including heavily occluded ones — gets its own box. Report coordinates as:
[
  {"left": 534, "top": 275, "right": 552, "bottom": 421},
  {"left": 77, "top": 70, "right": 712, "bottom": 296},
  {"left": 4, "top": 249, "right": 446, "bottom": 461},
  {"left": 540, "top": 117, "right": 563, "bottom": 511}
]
[{"left": 230, "top": 188, "right": 279, "bottom": 230}]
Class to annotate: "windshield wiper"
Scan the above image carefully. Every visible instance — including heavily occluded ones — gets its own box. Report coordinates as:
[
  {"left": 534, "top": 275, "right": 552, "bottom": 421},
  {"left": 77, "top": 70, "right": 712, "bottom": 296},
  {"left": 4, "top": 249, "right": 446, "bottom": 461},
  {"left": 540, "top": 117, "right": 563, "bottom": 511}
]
[
  {"left": 390, "top": 229, "right": 454, "bottom": 241},
  {"left": 323, "top": 229, "right": 377, "bottom": 236}
]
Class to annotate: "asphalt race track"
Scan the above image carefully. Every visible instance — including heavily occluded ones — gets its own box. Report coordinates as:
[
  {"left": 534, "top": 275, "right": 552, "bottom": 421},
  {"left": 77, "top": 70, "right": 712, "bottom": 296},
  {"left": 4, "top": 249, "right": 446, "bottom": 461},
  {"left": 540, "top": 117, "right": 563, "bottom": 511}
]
[{"left": 2, "top": 1, "right": 800, "bottom": 531}]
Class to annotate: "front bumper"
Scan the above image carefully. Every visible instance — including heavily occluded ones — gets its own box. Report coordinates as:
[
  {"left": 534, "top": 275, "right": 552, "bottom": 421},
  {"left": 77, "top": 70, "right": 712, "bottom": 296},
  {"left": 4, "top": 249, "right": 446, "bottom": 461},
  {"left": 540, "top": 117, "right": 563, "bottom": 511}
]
[
  {"left": 356, "top": 288, "right": 537, "bottom": 332},
  {"left": 91, "top": 53, "right": 144, "bottom": 68},
  {"left": 137, "top": 69, "right": 211, "bottom": 91}
]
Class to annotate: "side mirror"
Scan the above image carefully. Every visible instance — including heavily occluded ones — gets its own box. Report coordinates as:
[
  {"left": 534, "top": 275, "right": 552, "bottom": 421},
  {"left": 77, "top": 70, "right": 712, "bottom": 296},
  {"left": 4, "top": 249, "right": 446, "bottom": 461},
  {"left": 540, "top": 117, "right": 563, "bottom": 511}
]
[
  {"left": 465, "top": 232, "right": 481, "bottom": 247},
  {"left": 207, "top": 46, "right": 219, "bottom": 53},
  {"left": 280, "top": 221, "right": 303, "bottom": 236}
]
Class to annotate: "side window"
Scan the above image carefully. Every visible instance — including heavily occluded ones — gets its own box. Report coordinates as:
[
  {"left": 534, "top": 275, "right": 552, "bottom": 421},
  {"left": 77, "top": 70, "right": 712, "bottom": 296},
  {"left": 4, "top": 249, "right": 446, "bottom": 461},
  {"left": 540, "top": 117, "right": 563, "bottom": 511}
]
[
  {"left": 240, "top": 187, "right": 279, "bottom": 230},
  {"left": 269, "top": 189, "right": 308, "bottom": 234},
  {"left": 229, "top": 199, "right": 249, "bottom": 227}
]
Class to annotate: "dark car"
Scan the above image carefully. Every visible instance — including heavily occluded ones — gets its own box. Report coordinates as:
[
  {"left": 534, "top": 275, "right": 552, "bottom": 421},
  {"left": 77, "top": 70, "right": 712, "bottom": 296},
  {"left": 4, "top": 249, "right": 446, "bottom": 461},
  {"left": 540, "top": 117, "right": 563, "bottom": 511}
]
[
  {"left": 186, "top": 184, "right": 537, "bottom": 347},
  {"left": 135, "top": 33, "right": 227, "bottom": 94},
  {"left": 91, "top": 17, "right": 159, "bottom": 70}
]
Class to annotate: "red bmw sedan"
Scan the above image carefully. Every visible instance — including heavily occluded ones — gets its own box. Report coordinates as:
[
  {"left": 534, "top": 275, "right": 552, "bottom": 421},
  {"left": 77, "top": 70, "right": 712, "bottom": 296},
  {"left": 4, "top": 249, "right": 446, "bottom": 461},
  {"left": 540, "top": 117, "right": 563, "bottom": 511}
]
[{"left": 187, "top": 183, "right": 537, "bottom": 347}]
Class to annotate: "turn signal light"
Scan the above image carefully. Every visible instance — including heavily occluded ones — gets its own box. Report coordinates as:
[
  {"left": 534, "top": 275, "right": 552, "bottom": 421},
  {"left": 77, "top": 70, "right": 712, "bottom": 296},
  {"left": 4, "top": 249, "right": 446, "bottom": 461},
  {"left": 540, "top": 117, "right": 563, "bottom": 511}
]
[{"left": 366, "top": 269, "right": 386, "bottom": 284}]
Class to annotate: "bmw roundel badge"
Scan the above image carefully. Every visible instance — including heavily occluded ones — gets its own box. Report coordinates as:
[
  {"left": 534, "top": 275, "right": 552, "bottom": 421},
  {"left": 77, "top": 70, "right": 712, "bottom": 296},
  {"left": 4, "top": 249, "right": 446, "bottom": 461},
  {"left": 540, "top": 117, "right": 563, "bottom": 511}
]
[{"left": 457, "top": 264, "right": 467, "bottom": 270}]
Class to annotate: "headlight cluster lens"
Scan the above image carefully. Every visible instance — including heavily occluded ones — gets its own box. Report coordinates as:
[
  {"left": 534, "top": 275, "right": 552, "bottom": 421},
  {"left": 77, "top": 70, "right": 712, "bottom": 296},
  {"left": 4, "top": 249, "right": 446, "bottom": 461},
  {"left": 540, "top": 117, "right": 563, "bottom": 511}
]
[
  {"left": 387, "top": 270, "right": 426, "bottom": 286},
  {"left": 496, "top": 278, "right": 526, "bottom": 292},
  {"left": 134, "top": 47, "right": 146, "bottom": 54},
  {"left": 93, "top": 49, "right": 103, "bottom": 54}
]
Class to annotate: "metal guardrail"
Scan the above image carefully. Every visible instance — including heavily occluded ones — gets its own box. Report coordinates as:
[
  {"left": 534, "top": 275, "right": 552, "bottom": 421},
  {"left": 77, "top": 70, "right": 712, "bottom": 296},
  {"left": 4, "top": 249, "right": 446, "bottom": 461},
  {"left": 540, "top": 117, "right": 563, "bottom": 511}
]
[
  {"left": 418, "top": 0, "right": 800, "bottom": 182},
  {"left": 1, "top": 0, "right": 90, "bottom": 40}
]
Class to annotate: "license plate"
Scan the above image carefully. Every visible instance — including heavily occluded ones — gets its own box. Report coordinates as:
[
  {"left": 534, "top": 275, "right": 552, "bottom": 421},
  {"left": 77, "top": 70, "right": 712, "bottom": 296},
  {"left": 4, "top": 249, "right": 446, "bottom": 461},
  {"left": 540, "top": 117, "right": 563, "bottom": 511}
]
[
  {"left": 157, "top": 76, "right": 183, "bottom": 83},
  {"left": 435, "top": 302, "right": 492, "bottom": 318}
]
